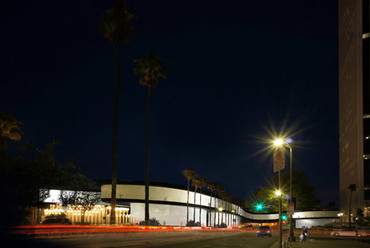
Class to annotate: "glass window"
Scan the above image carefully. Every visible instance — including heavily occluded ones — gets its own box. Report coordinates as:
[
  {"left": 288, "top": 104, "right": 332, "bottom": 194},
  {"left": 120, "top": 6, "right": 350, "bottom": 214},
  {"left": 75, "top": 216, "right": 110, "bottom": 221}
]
[
  {"left": 364, "top": 0, "right": 370, "bottom": 33},
  {"left": 365, "top": 159, "right": 370, "bottom": 188},
  {"left": 365, "top": 189, "right": 370, "bottom": 201},
  {"left": 364, "top": 138, "right": 370, "bottom": 154},
  {"left": 364, "top": 118, "right": 370, "bottom": 137},
  {"left": 364, "top": 38, "right": 370, "bottom": 114}
]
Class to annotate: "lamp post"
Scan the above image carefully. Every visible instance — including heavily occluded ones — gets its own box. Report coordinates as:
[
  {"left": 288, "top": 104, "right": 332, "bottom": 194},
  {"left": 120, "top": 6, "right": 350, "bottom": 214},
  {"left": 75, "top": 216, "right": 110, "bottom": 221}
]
[
  {"left": 274, "top": 138, "right": 295, "bottom": 242},
  {"left": 275, "top": 189, "right": 282, "bottom": 248},
  {"left": 218, "top": 207, "right": 223, "bottom": 226}
]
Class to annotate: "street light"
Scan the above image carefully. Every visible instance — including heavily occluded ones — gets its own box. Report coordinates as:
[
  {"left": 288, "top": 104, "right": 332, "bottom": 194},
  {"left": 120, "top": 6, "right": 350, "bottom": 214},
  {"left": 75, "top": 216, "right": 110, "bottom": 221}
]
[
  {"left": 274, "top": 139, "right": 284, "bottom": 146},
  {"left": 273, "top": 138, "right": 295, "bottom": 242},
  {"left": 275, "top": 190, "right": 282, "bottom": 196},
  {"left": 275, "top": 188, "right": 282, "bottom": 248}
]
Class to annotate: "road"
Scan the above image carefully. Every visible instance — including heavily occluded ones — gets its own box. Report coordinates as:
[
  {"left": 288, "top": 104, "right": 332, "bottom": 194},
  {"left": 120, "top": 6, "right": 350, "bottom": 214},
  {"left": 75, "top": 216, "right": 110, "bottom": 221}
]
[
  {"left": 7, "top": 230, "right": 370, "bottom": 248},
  {"left": 9, "top": 231, "right": 277, "bottom": 248}
]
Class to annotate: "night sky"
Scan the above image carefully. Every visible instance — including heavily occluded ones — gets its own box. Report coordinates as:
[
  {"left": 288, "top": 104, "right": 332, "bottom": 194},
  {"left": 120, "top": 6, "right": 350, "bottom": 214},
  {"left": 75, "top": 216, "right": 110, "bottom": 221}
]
[{"left": 0, "top": 0, "right": 338, "bottom": 205}]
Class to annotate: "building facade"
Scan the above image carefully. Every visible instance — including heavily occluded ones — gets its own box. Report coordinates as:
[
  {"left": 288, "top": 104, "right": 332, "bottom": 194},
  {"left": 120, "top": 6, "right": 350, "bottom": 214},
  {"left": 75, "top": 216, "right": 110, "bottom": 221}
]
[
  {"left": 338, "top": 0, "right": 370, "bottom": 219},
  {"left": 40, "top": 184, "right": 243, "bottom": 226},
  {"left": 100, "top": 183, "right": 242, "bottom": 226},
  {"left": 39, "top": 183, "right": 339, "bottom": 226}
]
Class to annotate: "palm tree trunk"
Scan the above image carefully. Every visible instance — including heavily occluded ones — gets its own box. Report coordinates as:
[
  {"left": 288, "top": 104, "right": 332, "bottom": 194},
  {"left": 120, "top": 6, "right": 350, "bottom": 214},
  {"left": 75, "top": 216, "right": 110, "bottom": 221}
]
[
  {"left": 214, "top": 196, "right": 216, "bottom": 227},
  {"left": 199, "top": 188, "right": 202, "bottom": 226},
  {"left": 349, "top": 190, "right": 352, "bottom": 228},
  {"left": 111, "top": 46, "right": 120, "bottom": 225},
  {"left": 209, "top": 192, "right": 212, "bottom": 227},
  {"left": 186, "top": 179, "right": 190, "bottom": 224},
  {"left": 193, "top": 187, "right": 197, "bottom": 223},
  {"left": 145, "top": 85, "right": 152, "bottom": 225}
]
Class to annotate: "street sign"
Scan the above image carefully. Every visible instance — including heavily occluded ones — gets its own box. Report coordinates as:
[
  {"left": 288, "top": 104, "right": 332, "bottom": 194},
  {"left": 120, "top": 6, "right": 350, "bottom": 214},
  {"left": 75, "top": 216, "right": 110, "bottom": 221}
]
[
  {"left": 273, "top": 147, "right": 285, "bottom": 173},
  {"left": 287, "top": 202, "right": 294, "bottom": 215}
]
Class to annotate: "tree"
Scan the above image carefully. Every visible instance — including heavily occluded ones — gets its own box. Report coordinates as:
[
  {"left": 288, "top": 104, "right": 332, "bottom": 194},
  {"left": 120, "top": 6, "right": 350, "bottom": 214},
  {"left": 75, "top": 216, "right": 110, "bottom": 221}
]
[
  {"left": 197, "top": 177, "right": 207, "bottom": 226},
  {"left": 134, "top": 51, "right": 167, "bottom": 225},
  {"left": 60, "top": 190, "right": 100, "bottom": 224},
  {"left": 218, "top": 189, "right": 230, "bottom": 225},
  {"left": 348, "top": 184, "right": 357, "bottom": 227},
  {"left": 223, "top": 194, "right": 232, "bottom": 226},
  {"left": 0, "top": 111, "right": 22, "bottom": 150},
  {"left": 0, "top": 141, "right": 90, "bottom": 225},
  {"left": 192, "top": 177, "right": 201, "bottom": 225},
  {"left": 207, "top": 182, "right": 217, "bottom": 226},
  {"left": 328, "top": 201, "right": 337, "bottom": 210},
  {"left": 250, "top": 168, "right": 317, "bottom": 212},
  {"left": 182, "top": 169, "right": 197, "bottom": 224},
  {"left": 214, "top": 183, "right": 226, "bottom": 225},
  {"left": 99, "top": 0, "right": 135, "bottom": 224}
]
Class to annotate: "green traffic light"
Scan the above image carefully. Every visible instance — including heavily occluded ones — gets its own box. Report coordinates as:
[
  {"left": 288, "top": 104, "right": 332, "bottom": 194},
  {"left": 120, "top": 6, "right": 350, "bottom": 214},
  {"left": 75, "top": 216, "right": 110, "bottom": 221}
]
[
  {"left": 255, "top": 203, "right": 263, "bottom": 211},
  {"left": 281, "top": 215, "right": 287, "bottom": 220}
]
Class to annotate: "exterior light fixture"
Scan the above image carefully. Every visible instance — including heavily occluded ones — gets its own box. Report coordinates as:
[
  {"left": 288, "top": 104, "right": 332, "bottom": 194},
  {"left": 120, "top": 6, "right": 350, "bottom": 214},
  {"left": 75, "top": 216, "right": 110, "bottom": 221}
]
[{"left": 273, "top": 139, "right": 284, "bottom": 147}]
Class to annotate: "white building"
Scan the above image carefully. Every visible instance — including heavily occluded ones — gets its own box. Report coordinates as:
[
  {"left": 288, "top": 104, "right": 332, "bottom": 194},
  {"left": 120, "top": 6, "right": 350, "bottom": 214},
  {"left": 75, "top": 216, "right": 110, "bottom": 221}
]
[
  {"left": 101, "top": 183, "right": 242, "bottom": 226},
  {"left": 40, "top": 182, "right": 339, "bottom": 227}
]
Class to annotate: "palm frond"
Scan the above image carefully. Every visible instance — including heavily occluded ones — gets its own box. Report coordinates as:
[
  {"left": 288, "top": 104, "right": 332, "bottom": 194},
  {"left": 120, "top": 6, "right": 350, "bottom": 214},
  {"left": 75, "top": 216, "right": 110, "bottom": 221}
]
[{"left": 133, "top": 51, "right": 167, "bottom": 87}]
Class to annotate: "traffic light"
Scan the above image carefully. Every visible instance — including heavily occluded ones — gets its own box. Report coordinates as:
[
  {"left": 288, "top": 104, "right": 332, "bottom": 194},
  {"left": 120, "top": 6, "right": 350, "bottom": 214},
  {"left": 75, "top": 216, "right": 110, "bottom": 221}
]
[
  {"left": 281, "top": 214, "right": 287, "bottom": 220},
  {"left": 255, "top": 202, "right": 264, "bottom": 212}
]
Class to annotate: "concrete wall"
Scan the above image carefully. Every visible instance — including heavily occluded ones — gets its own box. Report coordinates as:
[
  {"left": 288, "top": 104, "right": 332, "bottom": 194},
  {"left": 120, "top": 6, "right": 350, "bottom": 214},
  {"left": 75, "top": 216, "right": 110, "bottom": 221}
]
[
  {"left": 101, "top": 184, "right": 242, "bottom": 213},
  {"left": 101, "top": 184, "right": 242, "bottom": 226}
]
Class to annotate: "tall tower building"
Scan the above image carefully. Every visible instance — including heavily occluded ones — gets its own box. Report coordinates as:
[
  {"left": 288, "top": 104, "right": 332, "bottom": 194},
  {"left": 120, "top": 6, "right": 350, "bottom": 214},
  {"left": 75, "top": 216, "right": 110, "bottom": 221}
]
[{"left": 338, "top": 0, "right": 370, "bottom": 220}]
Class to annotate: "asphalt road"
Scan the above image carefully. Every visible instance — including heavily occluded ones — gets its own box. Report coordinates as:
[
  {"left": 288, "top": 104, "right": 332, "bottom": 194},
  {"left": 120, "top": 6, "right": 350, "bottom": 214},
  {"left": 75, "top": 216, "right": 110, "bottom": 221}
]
[{"left": 9, "top": 231, "right": 277, "bottom": 248}]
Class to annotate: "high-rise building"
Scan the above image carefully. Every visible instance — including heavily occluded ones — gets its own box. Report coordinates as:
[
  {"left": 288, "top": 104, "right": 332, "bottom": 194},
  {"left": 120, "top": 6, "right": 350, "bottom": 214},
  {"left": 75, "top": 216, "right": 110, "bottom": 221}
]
[{"left": 338, "top": 0, "right": 370, "bottom": 220}]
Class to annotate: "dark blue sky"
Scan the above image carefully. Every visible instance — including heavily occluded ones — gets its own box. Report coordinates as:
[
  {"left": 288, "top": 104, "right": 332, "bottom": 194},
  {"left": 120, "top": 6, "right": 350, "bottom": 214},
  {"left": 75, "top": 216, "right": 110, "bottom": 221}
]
[{"left": 1, "top": 0, "right": 338, "bottom": 205}]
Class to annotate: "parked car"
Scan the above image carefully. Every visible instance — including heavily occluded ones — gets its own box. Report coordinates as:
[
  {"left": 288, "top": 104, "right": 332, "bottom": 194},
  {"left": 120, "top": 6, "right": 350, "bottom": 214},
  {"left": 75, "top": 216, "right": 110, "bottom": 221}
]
[
  {"left": 41, "top": 217, "right": 72, "bottom": 225},
  {"left": 215, "top": 223, "right": 227, "bottom": 228},
  {"left": 139, "top": 218, "right": 161, "bottom": 226},
  {"left": 186, "top": 220, "right": 200, "bottom": 227},
  {"left": 331, "top": 228, "right": 368, "bottom": 238},
  {"left": 256, "top": 226, "right": 272, "bottom": 237}
]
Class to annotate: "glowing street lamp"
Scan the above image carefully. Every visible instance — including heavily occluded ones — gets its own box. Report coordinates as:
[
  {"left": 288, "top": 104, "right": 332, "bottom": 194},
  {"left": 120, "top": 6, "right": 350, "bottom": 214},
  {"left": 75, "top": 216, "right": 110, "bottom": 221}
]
[
  {"left": 273, "top": 137, "right": 295, "bottom": 242},
  {"left": 275, "top": 188, "right": 282, "bottom": 248},
  {"left": 273, "top": 139, "right": 284, "bottom": 147}
]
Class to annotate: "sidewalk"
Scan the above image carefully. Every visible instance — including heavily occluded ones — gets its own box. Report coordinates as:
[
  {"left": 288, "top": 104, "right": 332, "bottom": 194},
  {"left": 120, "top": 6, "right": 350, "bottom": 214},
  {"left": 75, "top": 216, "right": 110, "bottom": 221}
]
[{"left": 270, "top": 239, "right": 370, "bottom": 248}]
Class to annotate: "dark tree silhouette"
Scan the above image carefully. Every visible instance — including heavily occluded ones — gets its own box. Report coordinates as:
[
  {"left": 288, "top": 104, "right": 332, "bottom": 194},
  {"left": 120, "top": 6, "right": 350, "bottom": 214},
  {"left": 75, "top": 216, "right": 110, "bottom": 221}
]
[
  {"left": 0, "top": 110, "right": 22, "bottom": 150},
  {"left": 197, "top": 177, "right": 207, "bottom": 226},
  {"left": 134, "top": 51, "right": 167, "bottom": 224},
  {"left": 98, "top": 0, "right": 135, "bottom": 224},
  {"left": 207, "top": 182, "right": 217, "bottom": 226},
  {"left": 182, "top": 169, "right": 197, "bottom": 224}
]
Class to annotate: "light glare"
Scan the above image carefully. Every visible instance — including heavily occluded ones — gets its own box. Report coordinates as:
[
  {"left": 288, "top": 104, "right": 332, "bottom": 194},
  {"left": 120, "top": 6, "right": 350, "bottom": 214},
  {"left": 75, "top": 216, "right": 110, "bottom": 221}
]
[
  {"left": 273, "top": 139, "right": 284, "bottom": 146},
  {"left": 285, "top": 138, "right": 293, "bottom": 143}
]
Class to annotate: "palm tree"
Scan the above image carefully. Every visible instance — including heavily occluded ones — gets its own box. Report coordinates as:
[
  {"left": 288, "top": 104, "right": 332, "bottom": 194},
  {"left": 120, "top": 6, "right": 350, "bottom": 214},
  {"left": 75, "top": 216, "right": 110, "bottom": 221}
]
[
  {"left": 207, "top": 182, "right": 217, "bottom": 227},
  {"left": 348, "top": 184, "right": 357, "bottom": 227},
  {"left": 0, "top": 110, "right": 22, "bottom": 150},
  {"left": 212, "top": 182, "right": 223, "bottom": 226},
  {"left": 216, "top": 184, "right": 226, "bottom": 225},
  {"left": 134, "top": 51, "right": 167, "bottom": 224},
  {"left": 223, "top": 194, "right": 232, "bottom": 226},
  {"left": 192, "top": 177, "right": 201, "bottom": 224},
  {"left": 99, "top": 0, "right": 135, "bottom": 224},
  {"left": 182, "top": 169, "right": 197, "bottom": 224},
  {"left": 197, "top": 177, "right": 207, "bottom": 226}
]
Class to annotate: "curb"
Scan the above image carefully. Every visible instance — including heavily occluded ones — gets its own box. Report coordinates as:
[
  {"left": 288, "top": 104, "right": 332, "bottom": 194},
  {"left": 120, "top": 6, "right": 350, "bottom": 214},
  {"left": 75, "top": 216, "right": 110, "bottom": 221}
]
[{"left": 269, "top": 241, "right": 279, "bottom": 248}]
